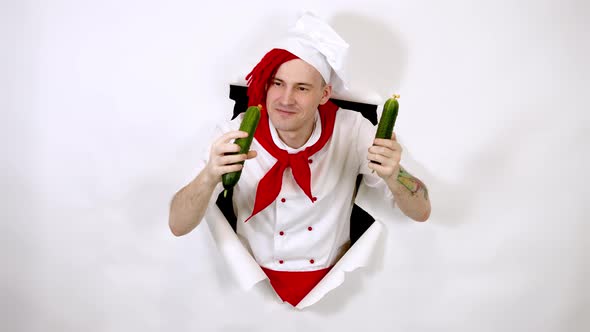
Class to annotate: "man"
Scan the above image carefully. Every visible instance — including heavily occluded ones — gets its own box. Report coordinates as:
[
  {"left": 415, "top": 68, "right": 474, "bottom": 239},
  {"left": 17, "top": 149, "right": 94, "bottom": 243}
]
[{"left": 169, "top": 13, "right": 430, "bottom": 307}]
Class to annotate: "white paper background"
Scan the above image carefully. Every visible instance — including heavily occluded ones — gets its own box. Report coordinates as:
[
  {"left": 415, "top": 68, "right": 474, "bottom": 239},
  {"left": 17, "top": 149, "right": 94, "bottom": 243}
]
[{"left": 2, "top": 0, "right": 589, "bottom": 331}]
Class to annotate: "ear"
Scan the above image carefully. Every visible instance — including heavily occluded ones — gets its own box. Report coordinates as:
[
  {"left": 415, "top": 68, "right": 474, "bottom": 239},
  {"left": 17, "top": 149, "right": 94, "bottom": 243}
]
[{"left": 318, "top": 84, "right": 332, "bottom": 105}]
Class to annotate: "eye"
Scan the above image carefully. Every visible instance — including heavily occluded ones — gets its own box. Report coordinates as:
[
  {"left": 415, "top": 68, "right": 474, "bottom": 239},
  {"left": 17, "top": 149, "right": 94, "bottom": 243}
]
[
  {"left": 273, "top": 81, "right": 282, "bottom": 86},
  {"left": 298, "top": 86, "right": 309, "bottom": 91}
]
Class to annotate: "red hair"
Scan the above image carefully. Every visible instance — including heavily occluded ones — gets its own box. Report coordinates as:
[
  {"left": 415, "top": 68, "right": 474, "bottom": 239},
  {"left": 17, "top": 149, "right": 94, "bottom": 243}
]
[{"left": 245, "top": 48, "right": 299, "bottom": 107}]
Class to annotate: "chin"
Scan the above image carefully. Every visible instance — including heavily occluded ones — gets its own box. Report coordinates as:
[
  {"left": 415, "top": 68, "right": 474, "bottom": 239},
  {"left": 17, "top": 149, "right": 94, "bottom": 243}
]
[{"left": 270, "top": 119, "right": 294, "bottom": 132}]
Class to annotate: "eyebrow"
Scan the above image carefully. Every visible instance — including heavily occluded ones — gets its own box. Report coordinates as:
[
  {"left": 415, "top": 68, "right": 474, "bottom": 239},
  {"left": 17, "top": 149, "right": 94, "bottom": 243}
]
[{"left": 272, "top": 77, "right": 315, "bottom": 87}]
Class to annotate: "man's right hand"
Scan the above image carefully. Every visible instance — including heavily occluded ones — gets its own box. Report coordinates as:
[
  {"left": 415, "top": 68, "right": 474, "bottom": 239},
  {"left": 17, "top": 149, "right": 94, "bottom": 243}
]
[
  {"left": 202, "top": 130, "right": 257, "bottom": 184},
  {"left": 169, "top": 130, "right": 257, "bottom": 236}
]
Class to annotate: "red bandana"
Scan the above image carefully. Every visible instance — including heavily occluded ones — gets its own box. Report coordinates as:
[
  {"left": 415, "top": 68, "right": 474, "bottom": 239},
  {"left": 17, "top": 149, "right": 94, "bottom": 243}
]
[{"left": 244, "top": 48, "right": 339, "bottom": 222}]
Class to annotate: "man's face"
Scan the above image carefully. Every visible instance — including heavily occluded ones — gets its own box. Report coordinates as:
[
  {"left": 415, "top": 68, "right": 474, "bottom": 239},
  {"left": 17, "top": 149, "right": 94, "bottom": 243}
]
[{"left": 265, "top": 59, "right": 332, "bottom": 140}]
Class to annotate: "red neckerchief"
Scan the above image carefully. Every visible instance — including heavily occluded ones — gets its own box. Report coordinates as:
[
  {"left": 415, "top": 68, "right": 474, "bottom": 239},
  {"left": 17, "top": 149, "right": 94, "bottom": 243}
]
[{"left": 244, "top": 101, "right": 339, "bottom": 222}]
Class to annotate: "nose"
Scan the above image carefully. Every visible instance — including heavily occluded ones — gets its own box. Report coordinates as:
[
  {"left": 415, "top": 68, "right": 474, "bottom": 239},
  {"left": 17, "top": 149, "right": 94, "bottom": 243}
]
[{"left": 280, "top": 88, "right": 295, "bottom": 105}]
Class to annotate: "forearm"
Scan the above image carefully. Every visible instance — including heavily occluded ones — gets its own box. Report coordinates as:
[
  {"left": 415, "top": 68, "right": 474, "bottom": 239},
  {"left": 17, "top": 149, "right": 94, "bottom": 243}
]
[
  {"left": 169, "top": 170, "right": 219, "bottom": 236},
  {"left": 386, "top": 166, "right": 431, "bottom": 222}
]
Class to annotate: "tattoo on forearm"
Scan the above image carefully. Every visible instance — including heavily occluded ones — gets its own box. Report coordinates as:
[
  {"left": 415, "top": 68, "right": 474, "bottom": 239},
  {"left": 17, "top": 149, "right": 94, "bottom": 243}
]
[{"left": 397, "top": 167, "right": 429, "bottom": 200}]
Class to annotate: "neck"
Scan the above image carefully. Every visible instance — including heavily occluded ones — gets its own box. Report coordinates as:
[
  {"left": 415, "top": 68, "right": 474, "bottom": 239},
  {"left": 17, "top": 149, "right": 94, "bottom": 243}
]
[{"left": 276, "top": 118, "right": 316, "bottom": 149}]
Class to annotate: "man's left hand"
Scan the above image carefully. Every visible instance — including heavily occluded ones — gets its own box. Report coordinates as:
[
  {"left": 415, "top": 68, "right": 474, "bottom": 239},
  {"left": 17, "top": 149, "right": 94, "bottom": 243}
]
[{"left": 367, "top": 132, "right": 402, "bottom": 181}]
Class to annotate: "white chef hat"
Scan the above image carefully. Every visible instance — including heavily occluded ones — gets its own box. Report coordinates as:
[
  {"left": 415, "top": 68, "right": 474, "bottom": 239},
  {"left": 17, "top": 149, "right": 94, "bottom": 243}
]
[{"left": 273, "top": 12, "right": 350, "bottom": 94}]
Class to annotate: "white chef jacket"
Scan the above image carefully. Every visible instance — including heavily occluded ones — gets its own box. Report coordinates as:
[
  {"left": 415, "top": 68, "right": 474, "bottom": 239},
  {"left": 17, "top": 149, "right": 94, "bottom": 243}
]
[{"left": 202, "top": 107, "right": 393, "bottom": 268}]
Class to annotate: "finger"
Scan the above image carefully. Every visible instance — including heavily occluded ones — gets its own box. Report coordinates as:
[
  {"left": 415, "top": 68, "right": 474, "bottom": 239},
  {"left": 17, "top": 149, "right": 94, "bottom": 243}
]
[
  {"left": 391, "top": 132, "right": 397, "bottom": 141},
  {"left": 246, "top": 150, "right": 257, "bottom": 159},
  {"left": 217, "top": 164, "right": 243, "bottom": 175},
  {"left": 218, "top": 154, "right": 248, "bottom": 166},
  {"left": 215, "top": 130, "right": 249, "bottom": 146},
  {"left": 367, "top": 152, "right": 392, "bottom": 166},
  {"left": 369, "top": 150, "right": 401, "bottom": 168},
  {"left": 373, "top": 139, "right": 402, "bottom": 153},
  {"left": 373, "top": 138, "right": 396, "bottom": 148},
  {"left": 367, "top": 161, "right": 390, "bottom": 175},
  {"left": 368, "top": 145, "right": 395, "bottom": 158},
  {"left": 216, "top": 142, "right": 242, "bottom": 155}
]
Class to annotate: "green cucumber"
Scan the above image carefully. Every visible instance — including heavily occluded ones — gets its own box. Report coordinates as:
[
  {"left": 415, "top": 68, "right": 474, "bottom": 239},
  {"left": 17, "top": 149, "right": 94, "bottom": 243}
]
[
  {"left": 375, "top": 94, "right": 400, "bottom": 139},
  {"left": 372, "top": 94, "right": 400, "bottom": 167},
  {"left": 221, "top": 104, "right": 261, "bottom": 197}
]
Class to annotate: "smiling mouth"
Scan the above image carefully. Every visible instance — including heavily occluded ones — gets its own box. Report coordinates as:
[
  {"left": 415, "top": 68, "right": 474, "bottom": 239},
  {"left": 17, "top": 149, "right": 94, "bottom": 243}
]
[{"left": 276, "top": 108, "right": 296, "bottom": 115}]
